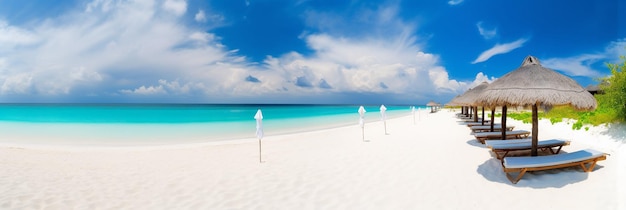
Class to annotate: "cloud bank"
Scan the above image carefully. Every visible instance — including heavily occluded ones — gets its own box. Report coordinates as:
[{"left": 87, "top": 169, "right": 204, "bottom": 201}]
[{"left": 0, "top": 0, "right": 488, "bottom": 104}]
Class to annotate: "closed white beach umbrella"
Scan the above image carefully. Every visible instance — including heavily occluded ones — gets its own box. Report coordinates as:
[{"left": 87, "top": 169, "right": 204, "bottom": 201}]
[
  {"left": 358, "top": 106, "right": 366, "bottom": 141},
  {"left": 380, "top": 105, "right": 387, "bottom": 134},
  {"left": 411, "top": 106, "right": 416, "bottom": 124},
  {"left": 254, "top": 109, "right": 263, "bottom": 163}
]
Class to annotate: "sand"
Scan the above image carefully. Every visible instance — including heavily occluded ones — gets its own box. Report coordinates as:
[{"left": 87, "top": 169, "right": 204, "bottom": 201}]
[{"left": 0, "top": 110, "right": 624, "bottom": 209}]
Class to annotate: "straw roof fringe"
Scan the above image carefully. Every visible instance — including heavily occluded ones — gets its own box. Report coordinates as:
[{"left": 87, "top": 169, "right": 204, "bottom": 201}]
[
  {"left": 456, "top": 82, "right": 489, "bottom": 106},
  {"left": 476, "top": 56, "right": 597, "bottom": 110},
  {"left": 446, "top": 82, "right": 489, "bottom": 107},
  {"left": 426, "top": 100, "right": 439, "bottom": 107}
]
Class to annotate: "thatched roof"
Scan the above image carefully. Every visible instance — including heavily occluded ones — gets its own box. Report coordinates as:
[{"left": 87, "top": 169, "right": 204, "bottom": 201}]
[
  {"left": 456, "top": 82, "right": 489, "bottom": 106},
  {"left": 585, "top": 84, "right": 601, "bottom": 92},
  {"left": 476, "top": 55, "right": 597, "bottom": 110},
  {"left": 426, "top": 100, "right": 438, "bottom": 107}
]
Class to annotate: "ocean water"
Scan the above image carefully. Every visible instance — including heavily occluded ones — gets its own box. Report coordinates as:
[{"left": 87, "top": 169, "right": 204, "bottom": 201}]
[{"left": 0, "top": 104, "right": 428, "bottom": 146}]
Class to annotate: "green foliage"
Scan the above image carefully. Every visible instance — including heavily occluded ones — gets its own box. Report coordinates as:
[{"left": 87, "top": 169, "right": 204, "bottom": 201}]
[
  {"left": 601, "top": 55, "right": 626, "bottom": 121},
  {"left": 572, "top": 121, "right": 583, "bottom": 130},
  {"left": 507, "top": 112, "right": 532, "bottom": 124},
  {"left": 496, "top": 101, "right": 618, "bottom": 131},
  {"left": 549, "top": 117, "right": 562, "bottom": 125}
]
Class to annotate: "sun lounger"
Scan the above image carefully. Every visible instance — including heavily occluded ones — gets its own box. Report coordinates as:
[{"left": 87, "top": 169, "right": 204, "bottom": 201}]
[
  {"left": 470, "top": 125, "right": 515, "bottom": 133},
  {"left": 474, "top": 130, "right": 531, "bottom": 144},
  {"left": 488, "top": 139, "right": 570, "bottom": 159},
  {"left": 502, "top": 149, "right": 607, "bottom": 184}
]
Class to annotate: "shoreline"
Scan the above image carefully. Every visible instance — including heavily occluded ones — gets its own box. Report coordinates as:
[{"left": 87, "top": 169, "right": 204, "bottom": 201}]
[{"left": 0, "top": 111, "right": 414, "bottom": 151}]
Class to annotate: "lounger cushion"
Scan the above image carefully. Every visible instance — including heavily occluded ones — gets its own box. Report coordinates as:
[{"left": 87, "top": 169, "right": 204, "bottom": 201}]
[
  {"left": 474, "top": 130, "right": 530, "bottom": 138},
  {"left": 485, "top": 139, "right": 531, "bottom": 147},
  {"left": 490, "top": 139, "right": 568, "bottom": 150},
  {"left": 471, "top": 125, "right": 513, "bottom": 130},
  {"left": 503, "top": 149, "right": 606, "bottom": 169}
]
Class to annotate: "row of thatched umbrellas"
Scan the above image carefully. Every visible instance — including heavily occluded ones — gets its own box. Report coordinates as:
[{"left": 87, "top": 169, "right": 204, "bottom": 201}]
[
  {"left": 448, "top": 55, "right": 597, "bottom": 156},
  {"left": 426, "top": 100, "right": 442, "bottom": 113}
]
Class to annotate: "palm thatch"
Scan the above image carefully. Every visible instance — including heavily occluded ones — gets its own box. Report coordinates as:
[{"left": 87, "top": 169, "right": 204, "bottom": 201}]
[
  {"left": 457, "top": 82, "right": 490, "bottom": 106},
  {"left": 447, "top": 82, "right": 486, "bottom": 121},
  {"left": 476, "top": 55, "right": 597, "bottom": 156},
  {"left": 476, "top": 56, "right": 597, "bottom": 110},
  {"left": 426, "top": 100, "right": 440, "bottom": 113}
]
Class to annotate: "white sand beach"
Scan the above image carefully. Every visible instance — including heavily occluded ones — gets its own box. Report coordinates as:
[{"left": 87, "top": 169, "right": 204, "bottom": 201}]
[{"left": 1, "top": 110, "right": 624, "bottom": 209}]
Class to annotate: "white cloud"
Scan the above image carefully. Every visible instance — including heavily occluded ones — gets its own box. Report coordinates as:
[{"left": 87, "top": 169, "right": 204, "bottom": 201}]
[
  {"left": 120, "top": 79, "right": 196, "bottom": 95},
  {"left": 162, "top": 0, "right": 187, "bottom": 16},
  {"left": 0, "top": 0, "right": 242, "bottom": 97},
  {"left": 257, "top": 32, "right": 492, "bottom": 101},
  {"left": 606, "top": 38, "right": 626, "bottom": 62},
  {"left": 121, "top": 85, "right": 166, "bottom": 95},
  {"left": 1, "top": 73, "right": 33, "bottom": 94},
  {"left": 448, "top": 0, "right": 464, "bottom": 6},
  {"left": 429, "top": 69, "right": 494, "bottom": 94},
  {"left": 472, "top": 38, "right": 528, "bottom": 64},
  {"left": 0, "top": 0, "right": 490, "bottom": 103},
  {"left": 476, "top": 22, "right": 496, "bottom": 40},
  {"left": 0, "top": 21, "right": 40, "bottom": 52},
  {"left": 542, "top": 55, "right": 604, "bottom": 77},
  {"left": 541, "top": 38, "right": 626, "bottom": 77},
  {"left": 195, "top": 10, "right": 206, "bottom": 22},
  {"left": 194, "top": 9, "right": 224, "bottom": 28}
]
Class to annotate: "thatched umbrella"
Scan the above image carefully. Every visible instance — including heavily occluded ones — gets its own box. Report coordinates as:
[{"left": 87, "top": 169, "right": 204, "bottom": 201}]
[
  {"left": 458, "top": 82, "right": 490, "bottom": 123},
  {"left": 453, "top": 89, "right": 470, "bottom": 116},
  {"left": 448, "top": 94, "right": 469, "bottom": 116},
  {"left": 426, "top": 100, "right": 438, "bottom": 113},
  {"left": 446, "top": 95, "right": 461, "bottom": 112},
  {"left": 476, "top": 55, "right": 597, "bottom": 156},
  {"left": 452, "top": 89, "right": 474, "bottom": 117}
]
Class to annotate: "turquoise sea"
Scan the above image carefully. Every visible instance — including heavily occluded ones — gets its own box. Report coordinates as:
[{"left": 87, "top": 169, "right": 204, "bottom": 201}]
[{"left": 0, "top": 104, "right": 428, "bottom": 146}]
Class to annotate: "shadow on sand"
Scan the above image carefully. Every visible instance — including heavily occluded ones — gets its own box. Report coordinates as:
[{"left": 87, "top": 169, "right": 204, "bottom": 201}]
[
  {"left": 476, "top": 151, "right": 605, "bottom": 188},
  {"left": 601, "top": 123, "right": 626, "bottom": 143},
  {"left": 466, "top": 139, "right": 486, "bottom": 148}
]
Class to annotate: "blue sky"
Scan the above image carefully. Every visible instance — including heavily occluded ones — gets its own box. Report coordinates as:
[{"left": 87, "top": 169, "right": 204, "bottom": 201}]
[{"left": 0, "top": 0, "right": 623, "bottom": 104}]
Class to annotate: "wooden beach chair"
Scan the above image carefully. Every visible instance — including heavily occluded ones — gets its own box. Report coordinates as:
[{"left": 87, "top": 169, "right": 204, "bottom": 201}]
[
  {"left": 470, "top": 125, "right": 514, "bottom": 133},
  {"left": 474, "top": 130, "right": 531, "bottom": 144},
  {"left": 502, "top": 149, "right": 607, "bottom": 184},
  {"left": 488, "top": 139, "right": 570, "bottom": 159}
]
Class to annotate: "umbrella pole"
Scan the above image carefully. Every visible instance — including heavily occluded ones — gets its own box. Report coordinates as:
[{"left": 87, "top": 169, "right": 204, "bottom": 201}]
[
  {"left": 384, "top": 121, "right": 387, "bottom": 135},
  {"left": 490, "top": 108, "right": 495, "bottom": 132},
  {"left": 531, "top": 104, "right": 539, "bottom": 156},
  {"left": 473, "top": 106, "right": 478, "bottom": 122},
  {"left": 481, "top": 107, "right": 485, "bottom": 125},
  {"left": 362, "top": 127, "right": 365, "bottom": 142},
  {"left": 501, "top": 106, "right": 507, "bottom": 140},
  {"left": 259, "top": 138, "right": 262, "bottom": 163}
]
